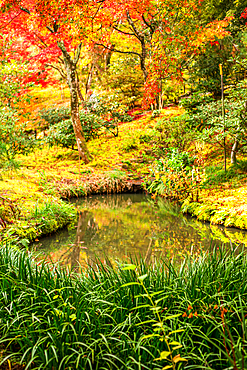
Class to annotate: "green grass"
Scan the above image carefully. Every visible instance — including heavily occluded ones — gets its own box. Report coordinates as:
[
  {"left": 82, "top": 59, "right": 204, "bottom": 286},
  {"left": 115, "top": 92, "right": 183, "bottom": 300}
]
[
  {"left": 0, "top": 244, "right": 246, "bottom": 369},
  {"left": 203, "top": 164, "right": 246, "bottom": 186},
  {"left": 1, "top": 199, "right": 77, "bottom": 243}
]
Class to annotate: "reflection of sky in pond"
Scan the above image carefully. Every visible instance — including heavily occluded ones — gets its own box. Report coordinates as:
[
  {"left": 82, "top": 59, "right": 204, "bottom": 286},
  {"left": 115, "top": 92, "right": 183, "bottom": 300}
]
[{"left": 32, "top": 193, "right": 247, "bottom": 270}]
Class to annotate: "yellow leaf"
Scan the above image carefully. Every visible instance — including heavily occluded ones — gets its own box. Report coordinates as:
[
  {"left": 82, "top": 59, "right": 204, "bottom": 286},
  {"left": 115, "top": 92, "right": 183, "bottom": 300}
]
[{"left": 173, "top": 354, "right": 187, "bottom": 363}]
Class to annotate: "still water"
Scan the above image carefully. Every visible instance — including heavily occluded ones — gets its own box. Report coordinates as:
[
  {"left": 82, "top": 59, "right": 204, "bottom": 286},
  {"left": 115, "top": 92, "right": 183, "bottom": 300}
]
[{"left": 33, "top": 193, "right": 247, "bottom": 270}]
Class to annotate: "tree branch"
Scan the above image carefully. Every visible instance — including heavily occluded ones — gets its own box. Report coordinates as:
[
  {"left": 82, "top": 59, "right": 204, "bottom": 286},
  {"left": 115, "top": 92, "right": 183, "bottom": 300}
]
[
  {"left": 126, "top": 10, "right": 143, "bottom": 41},
  {"left": 73, "top": 43, "right": 82, "bottom": 64},
  {"left": 57, "top": 41, "right": 72, "bottom": 64},
  {"left": 0, "top": 11, "right": 22, "bottom": 30},
  {"left": 113, "top": 26, "right": 135, "bottom": 36},
  {"left": 94, "top": 42, "right": 141, "bottom": 57},
  {"left": 142, "top": 14, "right": 155, "bottom": 34},
  {"left": 20, "top": 6, "right": 30, "bottom": 14},
  {"left": 46, "top": 63, "right": 67, "bottom": 79}
]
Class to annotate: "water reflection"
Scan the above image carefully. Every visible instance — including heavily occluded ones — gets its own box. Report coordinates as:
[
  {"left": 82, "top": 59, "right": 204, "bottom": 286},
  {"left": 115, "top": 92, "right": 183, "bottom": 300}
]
[{"left": 33, "top": 193, "right": 247, "bottom": 269}]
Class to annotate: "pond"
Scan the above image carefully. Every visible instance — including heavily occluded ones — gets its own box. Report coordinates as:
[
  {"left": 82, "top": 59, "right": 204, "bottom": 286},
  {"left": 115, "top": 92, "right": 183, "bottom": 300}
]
[{"left": 33, "top": 193, "right": 247, "bottom": 270}]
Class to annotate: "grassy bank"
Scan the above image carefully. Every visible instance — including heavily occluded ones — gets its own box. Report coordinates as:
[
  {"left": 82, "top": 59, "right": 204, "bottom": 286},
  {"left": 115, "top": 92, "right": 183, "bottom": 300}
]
[{"left": 0, "top": 244, "right": 246, "bottom": 369}]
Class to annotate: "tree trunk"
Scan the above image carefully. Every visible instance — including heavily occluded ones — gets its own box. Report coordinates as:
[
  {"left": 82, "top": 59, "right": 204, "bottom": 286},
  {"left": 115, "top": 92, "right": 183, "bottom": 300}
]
[
  {"left": 76, "top": 71, "right": 84, "bottom": 102},
  {"left": 85, "top": 64, "right": 94, "bottom": 97},
  {"left": 57, "top": 41, "right": 92, "bottom": 164},
  {"left": 231, "top": 137, "right": 239, "bottom": 164}
]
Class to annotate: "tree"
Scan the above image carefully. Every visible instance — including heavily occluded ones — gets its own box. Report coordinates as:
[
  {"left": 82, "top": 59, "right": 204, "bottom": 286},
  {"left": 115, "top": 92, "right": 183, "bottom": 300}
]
[
  {"left": 0, "top": 0, "right": 97, "bottom": 163},
  {"left": 95, "top": 0, "right": 232, "bottom": 108}
]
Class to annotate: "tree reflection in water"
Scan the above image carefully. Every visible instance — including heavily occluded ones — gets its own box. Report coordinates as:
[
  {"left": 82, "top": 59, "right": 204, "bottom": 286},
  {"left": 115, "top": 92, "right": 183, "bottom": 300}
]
[{"left": 33, "top": 193, "right": 247, "bottom": 271}]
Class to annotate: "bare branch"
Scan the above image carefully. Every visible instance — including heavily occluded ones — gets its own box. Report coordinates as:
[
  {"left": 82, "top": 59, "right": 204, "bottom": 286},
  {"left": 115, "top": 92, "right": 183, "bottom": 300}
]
[
  {"left": 57, "top": 41, "right": 72, "bottom": 64},
  {"left": 0, "top": 11, "right": 22, "bottom": 30},
  {"left": 20, "top": 6, "right": 30, "bottom": 14},
  {"left": 46, "top": 63, "right": 67, "bottom": 79}
]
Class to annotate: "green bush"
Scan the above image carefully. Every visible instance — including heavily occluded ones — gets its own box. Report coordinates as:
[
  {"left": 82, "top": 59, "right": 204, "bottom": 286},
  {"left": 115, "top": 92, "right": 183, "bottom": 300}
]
[
  {"left": 156, "top": 148, "right": 195, "bottom": 173},
  {"left": 0, "top": 107, "right": 36, "bottom": 168},
  {"left": 38, "top": 106, "right": 71, "bottom": 127},
  {"left": 179, "top": 92, "right": 213, "bottom": 114},
  {"left": 45, "top": 118, "right": 76, "bottom": 149},
  {"left": 153, "top": 114, "right": 193, "bottom": 153},
  {"left": 146, "top": 148, "right": 197, "bottom": 199}
]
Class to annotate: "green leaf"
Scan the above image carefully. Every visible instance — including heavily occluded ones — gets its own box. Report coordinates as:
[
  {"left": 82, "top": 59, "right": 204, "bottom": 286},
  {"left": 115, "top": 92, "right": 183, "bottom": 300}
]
[
  {"left": 149, "top": 290, "right": 165, "bottom": 297},
  {"left": 132, "top": 304, "right": 150, "bottom": 310},
  {"left": 121, "top": 264, "right": 136, "bottom": 270},
  {"left": 169, "top": 329, "right": 184, "bottom": 335},
  {"left": 155, "top": 296, "right": 168, "bottom": 304},
  {"left": 136, "top": 319, "right": 156, "bottom": 326},
  {"left": 150, "top": 306, "right": 162, "bottom": 312},
  {"left": 69, "top": 313, "right": 77, "bottom": 321},
  {"left": 164, "top": 313, "right": 181, "bottom": 320},
  {"left": 121, "top": 282, "right": 141, "bottom": 288},
  {"left": 152, "top": 322, "right": 163, "bottom": 327},
  {"left": 171, "top": 345, "right": 182, "bottom": 350},
  {"left": 137, "top": 274, "right": 148, "bottom": 281},
  {"left": 141, "top": 334, "right": 161, "bottom": 341},
  {"left": 155, "top": 351, "right": 172, "bottom": 361}
]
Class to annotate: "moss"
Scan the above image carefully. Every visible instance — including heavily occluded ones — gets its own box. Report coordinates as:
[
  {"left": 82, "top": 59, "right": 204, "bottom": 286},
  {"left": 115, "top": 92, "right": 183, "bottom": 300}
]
[{"left": 181, "top": 199, "right": 247, "bottom": 230}]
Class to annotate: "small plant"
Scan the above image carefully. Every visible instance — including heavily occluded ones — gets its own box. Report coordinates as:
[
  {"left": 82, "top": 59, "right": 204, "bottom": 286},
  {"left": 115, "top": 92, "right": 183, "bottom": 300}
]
[
  {"left": 121, "top": 263, "right": 187, "bottom": 370},
  {"left": 146, "top": 148, "right": 199, "bottom": 200},
  {"left": 203, "top": 164, "right": 244, "bottom": 186},
  {"left": 179, "top": 92, "right": 213, "bottom": 114},
  {"left": 153, "top": 114, "right": 193, "bottom": 153},
  {"left": 0, "top": 196, "right": 21, "bottom": 229},
  {"left": 152, "top": 110, "right": 160, "bottom": 118}
]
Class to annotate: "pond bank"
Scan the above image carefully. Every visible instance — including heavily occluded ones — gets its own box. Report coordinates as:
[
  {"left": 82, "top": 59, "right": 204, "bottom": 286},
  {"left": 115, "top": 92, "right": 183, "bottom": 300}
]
[{"left": 0, "top": 174, "right": 144, "bottom": 245}]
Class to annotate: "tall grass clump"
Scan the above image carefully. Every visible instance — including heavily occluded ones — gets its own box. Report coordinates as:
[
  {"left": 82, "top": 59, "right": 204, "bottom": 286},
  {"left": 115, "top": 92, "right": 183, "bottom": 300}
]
[{"left": 0, "top": 243, "right": 246, "bottom": 369}]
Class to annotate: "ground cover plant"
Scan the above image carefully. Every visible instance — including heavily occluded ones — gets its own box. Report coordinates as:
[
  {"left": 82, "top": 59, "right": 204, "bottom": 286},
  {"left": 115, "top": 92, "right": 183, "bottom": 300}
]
[{"left": 0, "top": 243, "right": 246, "bottom": 369}]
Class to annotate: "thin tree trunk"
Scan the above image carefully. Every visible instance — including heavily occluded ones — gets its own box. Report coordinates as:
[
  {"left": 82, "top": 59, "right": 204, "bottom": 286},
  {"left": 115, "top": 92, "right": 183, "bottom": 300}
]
[
  {"left": 231, "top": 137, "right": 239, "bottom": 164},
  {"left": 85, "top": 64, "right": 94, "bottom": 97},
  {"left": 57, "top": 41, "right": 92, "bottom": 163}
]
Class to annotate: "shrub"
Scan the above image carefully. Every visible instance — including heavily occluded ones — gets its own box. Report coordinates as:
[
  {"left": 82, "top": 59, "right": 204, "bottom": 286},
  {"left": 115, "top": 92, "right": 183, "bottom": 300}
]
[
  {"left": 203, "top": 164, "right": 245, "bottom": 186},
  {"left": 146, "top": 148, "right": 199, "bottom": 200},
  {"left": 45, "top": 118, "right": 76, "bottom": 149},
  {"left": 153, "top": 114, "right": 194, "bottom": 153},
  {"left": 179, "top": 92, "right": 213, "bottom": 114},
  {"left": 0, "top": 107, "right": 36, "bottom": 168},
  {"left": 38, "top": 106, "right": 71, "bottom": 128}
]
